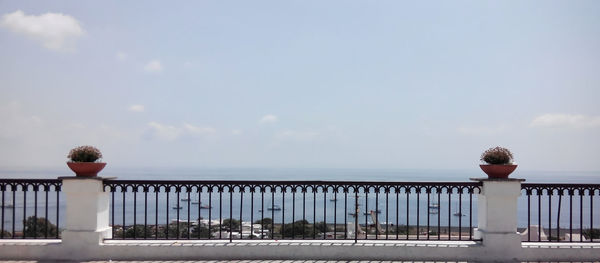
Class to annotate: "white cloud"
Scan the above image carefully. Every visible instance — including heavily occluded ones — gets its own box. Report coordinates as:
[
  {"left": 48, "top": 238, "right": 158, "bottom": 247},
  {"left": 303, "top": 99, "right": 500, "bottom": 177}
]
[
  {"left": 144, "top": 60, "right": 163, "bottom": 72},
  {"left": 259, "top": 114, "right": 278, "bottom": 124},
  {"left": 128, "top": 104, "right": 144, "bottom": 112},
  {"left": 530, "top": 114, "right": 600, "bottom": 129},
  {"left": 231, "top": 129, "right": 243, "bottom": 135},
  {"left": 147, "top": 122, "right": 181, "bottom": 141},
  {"left": 183, "top": 123, "right": 216, "bottom": 136},
  {"left": 457, "top": 124, "right": 509, "bottom": 136},
  {"left": 1, "top": 10, "right": 84, "bottom": 51},
  {"left": 276, "top": 130, "right": 319, "bottom": 141},
  {"left": 146, "top": 122, "right": 216, "bottom": 141},
  {"left": 116, "top": 51, "right": 128, "bottom": 61}
]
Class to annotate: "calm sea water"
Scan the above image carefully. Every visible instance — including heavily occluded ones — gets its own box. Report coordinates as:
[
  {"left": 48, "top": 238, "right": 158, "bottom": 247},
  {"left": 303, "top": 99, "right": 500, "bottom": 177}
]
[{"left": 1, "top": 167, "right": 599, "bottom": 232}]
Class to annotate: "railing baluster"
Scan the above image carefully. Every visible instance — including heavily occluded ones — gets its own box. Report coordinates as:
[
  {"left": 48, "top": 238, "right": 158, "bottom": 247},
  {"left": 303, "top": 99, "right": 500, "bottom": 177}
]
[
  {"left": 527, "top": 193, "right": 531, "bottom": 242},
  {"left": 1, "top": 187, "right": 4, "bottom": 239},
  {"left": 557, "top": 191, "right": 562, "bottom": 242},
  {"left": 44, "top": 186, "right": 48, "bottom": 239},
  {"left": 406, "top": 189, "right": 409, "bottom": 240},
  {"left": 448, "top": 189, "right": 451, "bottom": 240},
  {"left": 569, "top": 192, "right": 572, "bottom": 242},
  {"left": 344, "top": 189, "right": 347, "bottom": 240},
  {"left": 313, "top": 188, "right": 316, "bottom": 239},
  {"left": 261, "top": 189, "right": 264, "bottom": 239},
  {"left": 333, "top": 187, "right": 337, "bottom": 240},
  {"left": 219, "top": 188, "right": 222, "bottom": 239},
  {"left": 416, "top": 188, "right": 420, "bottom": 240},
  {"left": 55, "top": 188, "right": 59, "bottom": 239},
  {"left": 155, "top": 189, "right": 158, "bottom": 240},
  {"left": 240, "top": 186, "right": 244, "bottom": 240},
  {"left": 122, "top": 189, "right": 125, "bottom": 240},
  {"left": 538, "top": 190, "right": 542, "bottom": 241},
  {"left": 590, "top": 192, "right": 594, "bottom": 242},
  {"left": 272, "top": 189, "right": 275, "bottom": 239},
  {"left": 198, "top": 188, "right": 202, "bottom": 240},
  {"left": 34, "top": 186, "right": 38, "bottom": 239},
  {"left": 364, "top": 190, "right": 368, "bottom": 240},
  {"left": 250, "top": 189, "right": 254, "bottom": 240},
  {"left": 469, "top": 189, "right": 472, "bottom": 240},
  {"left": 385, "top": 188, "right": 389, "bottom": 240},
  {"left": 292, "top": 189, "right": 296, "bottom": 239},
  {"left": 459, "top": 189, "right": 462, "bottom": 241},
  {"left": 375, "top": 188, "right": 379, "bottom": 240},
  {"left": 186, "top": 189, "right": 190, "bottom": 239},
  {"left": 12, "top": 188, "right": 16, "bottom": 239},
  {"left": 548, "top": 191, "right": 551, "bottom": 242},
  {"left": 208, "top": 188, "right": 212, "bottom": 240},
  {"left": 438, "top": 189, "right": 441, "bottom": 240},
  {"left": 354, "top": 189, "right": 358, "bottom": 243},
  {"left": 323, "top": 187, "right": 326, "bottom": 240},
  {"left": 395, "top": 188, "right": 399, "bottom": 240},
  {"left": 580, "top": 191, "right": 583, "bottom": 242},
  {"left": 426, "top": 188, "right": 429, "bottom": 240},
  {"left": 144, "top": 189, "right": 148, "bottom": 239},
  {"left": 229, "top": 188, "right": 233, "bottom": 242},
  {"left": 281, "top": 187, "right": 285, "bottom": 240},
  {"left": 133, "top": 189, "right": 137, "bottom": 239},
  {"left": 22, "top": 186, "right": 26, "bottom": 239},
  {"left": 166, "top": 188, "right": 169, "bottom": 240}
]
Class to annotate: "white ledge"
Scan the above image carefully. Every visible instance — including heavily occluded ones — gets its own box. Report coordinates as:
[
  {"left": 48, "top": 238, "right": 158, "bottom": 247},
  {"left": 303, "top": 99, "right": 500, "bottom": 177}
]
[{"left": 102, "top": 239, "right": 478, "bottom": 248}]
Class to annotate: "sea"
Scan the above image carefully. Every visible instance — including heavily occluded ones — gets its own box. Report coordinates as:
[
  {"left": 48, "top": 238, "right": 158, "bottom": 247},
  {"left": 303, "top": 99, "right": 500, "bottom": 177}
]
[{"left": 1, "top": 167, "right": 599, "bottom": 232}]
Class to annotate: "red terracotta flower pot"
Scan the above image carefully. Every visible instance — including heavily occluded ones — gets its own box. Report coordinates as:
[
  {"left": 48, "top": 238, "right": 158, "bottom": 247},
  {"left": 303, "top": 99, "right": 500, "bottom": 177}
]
[
  {"left": 479, "top": 164, "right": 517, "bottom": 179},
  {"left": 67, "top": 162, "right": 106, "bottom": 177}
]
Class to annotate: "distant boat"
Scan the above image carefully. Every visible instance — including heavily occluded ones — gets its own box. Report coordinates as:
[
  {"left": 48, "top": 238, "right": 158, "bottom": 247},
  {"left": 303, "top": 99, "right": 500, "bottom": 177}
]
[
  {"left": 453, "top": 211, "right": 466, "bottom": 217},
  {"left": 429, "top": 196, "right": 440, "bottom": 209},
  {"left": 363, "top": 210, "right": 381, "bottom": 215},
  {"left": 259, "top": 205, "right": 281, "bottom": 212},
  {"left": 200, "top": 204, "right": 212, "bottom": 209},
  {"left": 172, "top": 206, "right": 183, "bottom": 210},
  {"left": 181, "top": 198, "right": 190, "bottom": 201},
  {"left": 1, "top": 202, "right": 14, "bottom": 209},
  {"left": 330, "top": 198, "right": 337, "bottom": 202}
]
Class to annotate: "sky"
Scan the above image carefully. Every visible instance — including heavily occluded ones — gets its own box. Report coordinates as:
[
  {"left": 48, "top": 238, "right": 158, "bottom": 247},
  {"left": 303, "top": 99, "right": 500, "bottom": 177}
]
[{"left": 0, "top": 1, "right": 599, "bottom": 172}]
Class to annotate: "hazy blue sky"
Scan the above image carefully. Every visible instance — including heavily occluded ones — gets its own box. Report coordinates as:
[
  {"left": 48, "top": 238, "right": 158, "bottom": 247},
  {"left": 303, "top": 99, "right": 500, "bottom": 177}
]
[{"left": 1, "top": 1, "right": 599, "bottom": 171}]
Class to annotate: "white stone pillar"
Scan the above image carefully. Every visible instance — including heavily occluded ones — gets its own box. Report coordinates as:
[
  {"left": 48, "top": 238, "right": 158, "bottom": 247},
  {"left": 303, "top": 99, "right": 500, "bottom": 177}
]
[
  {"left": 472, "top": 178, "right": 524, "bottom": 257},
  {"left": 60, "top": 177, "right": 112, "bottom": 250}
]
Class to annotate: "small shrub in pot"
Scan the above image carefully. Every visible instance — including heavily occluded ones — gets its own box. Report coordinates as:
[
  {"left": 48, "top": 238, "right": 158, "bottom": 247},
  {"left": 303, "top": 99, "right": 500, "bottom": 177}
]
[
  {"left": 66, "top": 145, "right": 106, "bottom": 177},
  {"left": 479, "top": 146, "right": 517, "bottom": 179}
]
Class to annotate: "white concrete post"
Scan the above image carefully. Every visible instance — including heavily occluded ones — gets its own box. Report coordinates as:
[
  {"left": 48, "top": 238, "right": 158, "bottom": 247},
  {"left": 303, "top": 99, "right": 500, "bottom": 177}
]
[
  {"left": 60, "top": 177, "right": 112, "bottom": 252},
  {"left": 472, "top": 178, "right": 524, "bottom": 258}
]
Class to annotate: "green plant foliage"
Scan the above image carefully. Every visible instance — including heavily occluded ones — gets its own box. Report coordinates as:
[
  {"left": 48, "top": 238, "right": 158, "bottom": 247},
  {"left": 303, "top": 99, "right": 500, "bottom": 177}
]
[
  {"left": 68, "top": 145, "right": 102, "bottom": 162},
  {"left": 23, "top": 216, "right": 58, "bottom": 238},
  {"left": 124, "top": 225, "right": 153, "bottom": 238},
  {"left": 282, "top": 220, "right": 312, "bottom": 237},
  {"left": 221, "top": 218, "right": 241, "bottom": 231},
  {"left": 583, "top": 228, "right": 600, "bottom": 239},
  {"left": 480, "top": 146, "right": 514, "bottom": 165}
]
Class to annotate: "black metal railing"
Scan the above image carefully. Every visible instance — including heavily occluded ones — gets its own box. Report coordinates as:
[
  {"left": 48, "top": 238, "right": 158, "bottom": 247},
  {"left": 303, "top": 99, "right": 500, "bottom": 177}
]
[
  {"left": 521, "top": 183, "right": 600, "bottom": 243},
  {"left": 103, "top": 180, "right": 481, "bottom": 241},
  {"left": 0, "top": 179, "right": 62, "bottom": 239}
]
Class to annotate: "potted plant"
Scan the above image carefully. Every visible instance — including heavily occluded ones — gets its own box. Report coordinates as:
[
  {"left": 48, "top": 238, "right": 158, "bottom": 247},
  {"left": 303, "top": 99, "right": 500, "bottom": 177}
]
[
  {"left": 479, "top": 146, "right": 517, "bottom": 178},
  {"left": 66, "top": 145, "right": 106, "bottom": 177}
]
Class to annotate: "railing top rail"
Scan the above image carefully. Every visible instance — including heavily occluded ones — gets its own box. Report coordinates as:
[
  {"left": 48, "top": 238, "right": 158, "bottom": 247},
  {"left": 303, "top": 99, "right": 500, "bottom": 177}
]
[
  {"left": 0, "top": 178, "right": 62, "bottom": 184},
  {"left": 102, "top": 179, "right": 482, "bottom": 186},
  {"left": 521, "top": 183, "right": 600, "bottom": 188}
]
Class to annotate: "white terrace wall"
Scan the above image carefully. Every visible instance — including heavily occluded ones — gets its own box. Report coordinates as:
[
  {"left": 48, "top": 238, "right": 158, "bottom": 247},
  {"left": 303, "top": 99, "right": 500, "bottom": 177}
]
[{"left": 0, "top": 177, "right": 598, "bottom": 262}]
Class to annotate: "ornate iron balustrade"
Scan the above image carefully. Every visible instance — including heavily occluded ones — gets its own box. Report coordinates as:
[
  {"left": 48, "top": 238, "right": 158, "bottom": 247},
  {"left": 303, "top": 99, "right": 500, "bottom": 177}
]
[
  {"left": 103, "top": 180, "right": 481, "bottom": 241},
  {"left": 521, "top": 183, "right": 600, "bottom": 242},
  {"left": 0, "top": 179, "right": 62, "bottom": 239}
]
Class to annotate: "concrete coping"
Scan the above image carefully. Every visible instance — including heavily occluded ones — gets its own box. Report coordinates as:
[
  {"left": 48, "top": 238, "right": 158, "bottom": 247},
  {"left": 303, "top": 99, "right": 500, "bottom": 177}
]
[
  {"left": 101, "top": 240, "right": 479, "bottom": 248},
  {"left": 58, "top": 176, "right": 117, "bottom": 181},
  {"left": 470, "top": 177, "right": 526, "bottom": 182}
]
